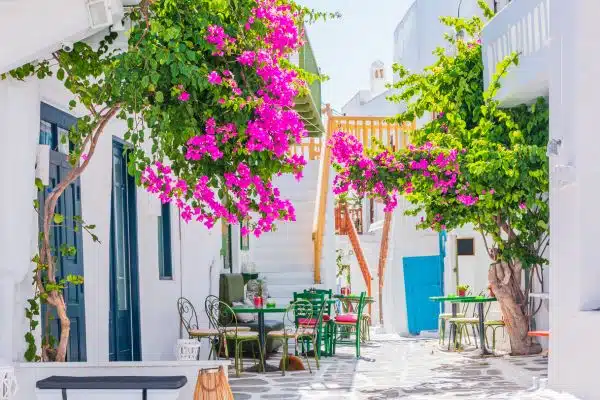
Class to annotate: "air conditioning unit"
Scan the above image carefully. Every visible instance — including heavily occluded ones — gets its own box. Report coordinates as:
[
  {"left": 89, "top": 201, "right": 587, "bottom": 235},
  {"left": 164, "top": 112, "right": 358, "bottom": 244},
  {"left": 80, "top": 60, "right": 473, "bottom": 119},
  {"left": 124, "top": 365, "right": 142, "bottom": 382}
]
[{"left": 87, "top": 0, "right": 113, "bottom": 29}]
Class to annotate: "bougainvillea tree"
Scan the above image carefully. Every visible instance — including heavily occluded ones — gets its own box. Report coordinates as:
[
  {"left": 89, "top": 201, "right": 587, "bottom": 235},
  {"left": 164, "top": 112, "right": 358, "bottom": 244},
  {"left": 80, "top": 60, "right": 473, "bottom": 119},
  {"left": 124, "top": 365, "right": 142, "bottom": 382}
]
[
  {"left": 329, "top": 2, "right": 549, "bottom": 355},
  {"left": 6, "top": 0, "right": 328, "bottom": 361}
]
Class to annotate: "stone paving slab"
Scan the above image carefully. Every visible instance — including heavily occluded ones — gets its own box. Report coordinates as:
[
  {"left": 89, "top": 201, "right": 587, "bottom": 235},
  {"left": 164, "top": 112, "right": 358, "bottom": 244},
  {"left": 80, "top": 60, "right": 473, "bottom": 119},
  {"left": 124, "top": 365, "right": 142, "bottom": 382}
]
[{"left": 226, "top": 334, "right": 575, "bottom": 399}]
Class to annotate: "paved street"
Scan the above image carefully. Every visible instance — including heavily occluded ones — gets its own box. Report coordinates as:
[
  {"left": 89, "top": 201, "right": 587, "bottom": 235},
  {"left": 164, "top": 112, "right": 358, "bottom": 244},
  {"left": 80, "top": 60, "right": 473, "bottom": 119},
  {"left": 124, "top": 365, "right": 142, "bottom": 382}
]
[{"left": 228, "top": 334, "right": 573, "bottom": 400}]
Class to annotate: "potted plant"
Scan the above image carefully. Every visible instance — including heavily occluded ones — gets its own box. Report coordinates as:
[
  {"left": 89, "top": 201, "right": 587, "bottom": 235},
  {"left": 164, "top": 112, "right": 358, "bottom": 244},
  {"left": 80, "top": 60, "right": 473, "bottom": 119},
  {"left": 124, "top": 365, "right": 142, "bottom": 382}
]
[
  {"left": 457, "top": 284, "right": 469, "bottom": 297},
  {"left": 253, "top": 279, "right": 265, "bottom": 308},
  {"left": 488, "top": 283, "right": 495, "bottom": 298}
]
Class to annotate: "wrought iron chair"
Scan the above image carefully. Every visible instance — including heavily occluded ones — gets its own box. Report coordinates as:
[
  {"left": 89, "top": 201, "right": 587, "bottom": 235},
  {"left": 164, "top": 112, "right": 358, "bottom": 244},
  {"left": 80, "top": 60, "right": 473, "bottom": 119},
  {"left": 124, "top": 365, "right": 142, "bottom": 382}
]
[
  {"left": 177, "top": 297, "right": 219, "bottom": 360},
  {"left": 207, "top": 300, "right": 264, "bottom": 377},
  {"left": 268, "top": 299, "right": 323, "bottom": 375}
]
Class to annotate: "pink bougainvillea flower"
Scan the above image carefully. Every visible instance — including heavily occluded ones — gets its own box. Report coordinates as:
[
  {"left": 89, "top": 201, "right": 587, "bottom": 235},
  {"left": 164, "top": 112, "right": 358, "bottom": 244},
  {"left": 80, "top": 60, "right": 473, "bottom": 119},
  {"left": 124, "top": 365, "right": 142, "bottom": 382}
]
[
  {"left": 178, "top": 91, "right": 190, "bottom": 102},
  {"left": 139, "top": 0, "right": 310, "bottom": 237},
  {"left": 519, "top": 202, "right": 527, "bottom": 210},
  {"left": 207, "top": 71, "right": 222, "bottom": 85},
  {"left": 81, "top": 153, "right": 88, "bottom": 161}
]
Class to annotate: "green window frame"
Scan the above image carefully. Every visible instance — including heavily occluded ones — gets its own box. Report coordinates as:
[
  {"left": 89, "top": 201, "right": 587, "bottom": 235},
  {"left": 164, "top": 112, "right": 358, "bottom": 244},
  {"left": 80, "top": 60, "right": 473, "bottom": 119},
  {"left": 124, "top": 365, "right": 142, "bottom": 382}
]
[{"left": 158, "top": 203, "right": 173, "bottom": 279}]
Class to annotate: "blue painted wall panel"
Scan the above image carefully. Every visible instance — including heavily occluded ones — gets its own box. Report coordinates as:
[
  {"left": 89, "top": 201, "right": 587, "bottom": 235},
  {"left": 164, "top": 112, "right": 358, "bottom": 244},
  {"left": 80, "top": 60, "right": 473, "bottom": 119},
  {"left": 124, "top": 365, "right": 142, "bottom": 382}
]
[{"left": 403, "top": 255, "right": 444, "bottom": 335}]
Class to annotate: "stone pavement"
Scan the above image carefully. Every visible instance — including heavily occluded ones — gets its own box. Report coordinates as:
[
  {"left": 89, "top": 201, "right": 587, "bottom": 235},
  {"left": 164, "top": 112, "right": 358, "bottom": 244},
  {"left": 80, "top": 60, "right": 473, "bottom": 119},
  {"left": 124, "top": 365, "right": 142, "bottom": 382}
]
[{"left": 228, "top": 334, "right": 575, "bottom": 400}]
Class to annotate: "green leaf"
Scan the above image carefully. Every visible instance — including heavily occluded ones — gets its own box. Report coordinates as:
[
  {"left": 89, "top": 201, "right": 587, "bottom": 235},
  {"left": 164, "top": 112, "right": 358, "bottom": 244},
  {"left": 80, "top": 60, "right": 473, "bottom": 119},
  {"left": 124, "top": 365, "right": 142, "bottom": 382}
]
[
  {"left": 35, "top": 178, "right": 44, "bottom": 191},
  {"left": 155, "top": 91, "right": 164, "bottom": 103},
  {"left": 53, "top": 214, "right": 64, "bottom": 224}
]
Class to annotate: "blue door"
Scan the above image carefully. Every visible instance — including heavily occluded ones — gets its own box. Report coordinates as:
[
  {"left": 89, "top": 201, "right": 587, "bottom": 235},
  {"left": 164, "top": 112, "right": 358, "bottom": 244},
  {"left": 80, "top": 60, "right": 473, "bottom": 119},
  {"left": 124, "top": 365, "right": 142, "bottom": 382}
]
[
  {"left": 109, "top": 139, "right": 141, "bottom": 361},
  {"left": 39, "top": 104, "right": 87, "bottom": 361},
  {"left": 403, "top": 256, "right": 443, "bottom": 335}
]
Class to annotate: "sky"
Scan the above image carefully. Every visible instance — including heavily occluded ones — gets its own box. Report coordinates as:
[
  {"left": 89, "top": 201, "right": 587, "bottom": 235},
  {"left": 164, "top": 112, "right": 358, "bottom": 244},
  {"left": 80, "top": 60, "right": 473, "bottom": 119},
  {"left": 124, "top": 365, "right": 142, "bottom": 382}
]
[{"left": 298, "top": 0, "right": 413, "bottom": 111}]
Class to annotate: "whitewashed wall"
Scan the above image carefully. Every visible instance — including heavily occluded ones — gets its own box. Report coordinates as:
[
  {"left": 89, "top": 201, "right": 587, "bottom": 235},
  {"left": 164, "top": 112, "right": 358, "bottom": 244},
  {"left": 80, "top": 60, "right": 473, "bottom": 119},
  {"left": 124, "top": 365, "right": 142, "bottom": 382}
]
[
  {"left": 393, "top": 0, "right": 486, "bottom": 72},
  {"left": 547, "top": 0, "right": 600, "bottom": 397},
  {"left": 2, "top": 73, "right": 223, "bottom": 366},
  {"left": 0, "top": 77, "right": 41, "bottom": 363}
]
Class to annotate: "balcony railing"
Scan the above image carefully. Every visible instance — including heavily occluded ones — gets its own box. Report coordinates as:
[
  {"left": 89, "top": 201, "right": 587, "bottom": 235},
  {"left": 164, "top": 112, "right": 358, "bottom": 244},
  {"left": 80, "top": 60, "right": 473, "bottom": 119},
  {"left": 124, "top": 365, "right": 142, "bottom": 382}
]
[
  {"left": 482, "top": 0, "right": 550, "bottom": 106},
  {"left": 335, "top": 205, "right": 363, "bottom": 235}
]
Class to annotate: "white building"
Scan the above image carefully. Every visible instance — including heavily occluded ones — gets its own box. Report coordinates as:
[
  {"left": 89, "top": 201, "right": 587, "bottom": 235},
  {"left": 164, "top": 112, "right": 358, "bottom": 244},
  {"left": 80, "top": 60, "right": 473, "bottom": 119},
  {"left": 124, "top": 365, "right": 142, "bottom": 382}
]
[
  {"left": 0, "top": 2, "right": 332, "bottom": 398},
  {"left": 537, "top": 0, "right": 600, "bottom": 398},
  {"left": 341, "top": 60, "right": 398, "bottom": 117}
]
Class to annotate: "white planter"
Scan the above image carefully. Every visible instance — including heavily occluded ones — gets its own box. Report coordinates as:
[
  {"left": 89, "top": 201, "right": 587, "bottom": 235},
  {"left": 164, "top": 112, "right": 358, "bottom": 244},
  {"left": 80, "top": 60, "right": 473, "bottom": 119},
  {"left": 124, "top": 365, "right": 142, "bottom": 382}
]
[
  {"left": 175, "top": 339, "right": 201, "bottom": 361},
  {"left": 0, "top": 365, "right": 17, "bottom": 400},
  {"left": 36, "top": 389, "right": 181, "bottom": 400}
]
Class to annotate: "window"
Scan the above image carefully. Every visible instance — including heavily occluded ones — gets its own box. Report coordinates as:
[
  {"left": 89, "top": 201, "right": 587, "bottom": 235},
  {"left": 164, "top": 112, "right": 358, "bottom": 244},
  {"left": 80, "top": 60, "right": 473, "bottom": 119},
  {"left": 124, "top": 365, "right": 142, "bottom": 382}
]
[
  {"left": 157, "top": 203, "right": 173, "bottom": 279},
  {"left": 457, "top": 238, "right": 475, "bottom": 256},
  {"left": 240, "top": 219, "right": 250, "bottom": 251},
  {"left": 222, "top": 221, "right": 233, "bottom": 273},
  {"left": 39, "top": 103, "right": 77, "bottom": 153}
]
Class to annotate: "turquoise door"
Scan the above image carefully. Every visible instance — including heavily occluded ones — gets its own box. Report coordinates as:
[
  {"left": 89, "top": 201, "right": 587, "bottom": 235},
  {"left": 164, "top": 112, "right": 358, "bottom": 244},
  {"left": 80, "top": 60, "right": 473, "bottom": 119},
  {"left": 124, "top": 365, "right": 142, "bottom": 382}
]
[
  {"left": 403, "top": 256, "right": 443, "bottom": 335},
  {"left": 109, "top": 139, "right": 141, "bottom": 361},
  {"left": 39, "top": 104, "right": 87, "bottom": 361}
]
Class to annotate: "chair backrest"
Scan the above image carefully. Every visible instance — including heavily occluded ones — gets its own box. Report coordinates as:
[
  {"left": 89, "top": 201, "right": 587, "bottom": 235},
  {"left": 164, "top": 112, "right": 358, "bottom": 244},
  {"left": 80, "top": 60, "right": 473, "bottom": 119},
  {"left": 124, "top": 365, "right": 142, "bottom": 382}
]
[
  {"left": 280, "top": 299, "right": 314, "bottom": 337},
  {"left": 204, "top": 295, "right": 220, "bottom": 329},
  {"left": 304, "top": 288, "right": 333, "bottom": 315},
  {"left": 206, "top": 299, "right": 240, "bottom": 336},
  {"left": 293, "top": 291, "right": 326, "bottom": 331},
  {"left": 177, "top": 297, "right": 199, "bottom": 336},
  {"left": 354, "top": 292, "right": 367, "bottom": 327},
  {"left": 219, "top": 274, "right": 245, "bottom": 304}
]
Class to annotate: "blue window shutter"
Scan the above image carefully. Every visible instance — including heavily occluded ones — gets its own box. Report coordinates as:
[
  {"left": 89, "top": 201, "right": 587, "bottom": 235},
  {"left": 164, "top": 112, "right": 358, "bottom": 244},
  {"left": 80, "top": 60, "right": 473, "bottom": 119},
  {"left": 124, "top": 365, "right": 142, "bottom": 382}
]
[{"left": 158, "top": 203, "right": 173, "bottom": 279}]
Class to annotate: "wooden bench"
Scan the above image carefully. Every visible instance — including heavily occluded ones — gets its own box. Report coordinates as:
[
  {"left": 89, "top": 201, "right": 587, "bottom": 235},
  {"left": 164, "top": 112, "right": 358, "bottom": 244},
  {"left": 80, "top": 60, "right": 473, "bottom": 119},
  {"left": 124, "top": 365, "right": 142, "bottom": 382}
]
[
  {"left": 36, "top": 375, "right": 187, "bottom": 400},
  {"left": 527, "top": 330, "right": 549, "bottom": 338}
]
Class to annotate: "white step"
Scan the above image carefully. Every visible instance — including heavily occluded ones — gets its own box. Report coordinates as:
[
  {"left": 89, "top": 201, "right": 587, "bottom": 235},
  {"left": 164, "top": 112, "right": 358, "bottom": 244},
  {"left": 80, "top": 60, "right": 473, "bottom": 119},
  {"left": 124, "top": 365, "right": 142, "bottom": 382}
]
[
  {"left": 253, "top": 247, "right": 313, "bottom": 262},
  {"left": 253, "top": 262, "right": 313, "bottom": 273},
  {"left": 259, "top": 271, "right": 314, "bottom": 285},
  {"left": 267, "top": 284, "right": 315, "bottom": 299}
]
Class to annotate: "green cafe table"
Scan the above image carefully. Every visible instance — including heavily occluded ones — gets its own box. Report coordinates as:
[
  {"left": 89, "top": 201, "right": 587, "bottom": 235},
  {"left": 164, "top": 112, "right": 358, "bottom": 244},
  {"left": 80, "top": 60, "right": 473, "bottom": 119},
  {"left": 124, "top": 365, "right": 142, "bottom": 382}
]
[
  {"left": 230, "top": 305, "right": 286, "bottom": 372},
  {"left": 430, "top": 296, "right": 497, "bottom": 355},
  {"left": 334, "top": 294, "right": 375, "bottom": 313}
]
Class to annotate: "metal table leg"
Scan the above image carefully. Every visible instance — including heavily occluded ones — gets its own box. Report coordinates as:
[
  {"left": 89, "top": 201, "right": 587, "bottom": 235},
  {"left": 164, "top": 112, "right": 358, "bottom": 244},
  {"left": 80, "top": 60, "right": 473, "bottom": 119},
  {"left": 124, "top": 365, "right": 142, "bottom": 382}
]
[
  {"left": 258, "top": 312, "right": 266, "bottom": 370},
  {"left": 478, "top": 302, "right": 491, "bottom": 356},
  {"left": 448, "top": 302, "right": 457, "bottom": 351}
]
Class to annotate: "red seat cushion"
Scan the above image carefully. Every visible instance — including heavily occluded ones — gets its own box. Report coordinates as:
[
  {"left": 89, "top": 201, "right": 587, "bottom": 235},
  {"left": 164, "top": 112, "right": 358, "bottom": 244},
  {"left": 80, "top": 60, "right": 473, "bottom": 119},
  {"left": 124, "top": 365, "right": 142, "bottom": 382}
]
[
  {"left": 335, "top": 314, "right": 358, "bottom": 323},
  {"left": 298, "top": 318, "right": 317, "bottom": 326}
]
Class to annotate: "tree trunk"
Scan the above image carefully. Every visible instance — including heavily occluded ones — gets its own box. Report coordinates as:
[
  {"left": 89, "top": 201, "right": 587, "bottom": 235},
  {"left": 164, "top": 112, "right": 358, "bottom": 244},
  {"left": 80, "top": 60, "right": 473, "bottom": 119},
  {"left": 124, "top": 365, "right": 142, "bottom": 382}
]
[
  {"left": 377, "top": 212, "right": 392, "bottom": 325},
  {"left": 488, "top": 261, "right": 541, "bottom": 355}
]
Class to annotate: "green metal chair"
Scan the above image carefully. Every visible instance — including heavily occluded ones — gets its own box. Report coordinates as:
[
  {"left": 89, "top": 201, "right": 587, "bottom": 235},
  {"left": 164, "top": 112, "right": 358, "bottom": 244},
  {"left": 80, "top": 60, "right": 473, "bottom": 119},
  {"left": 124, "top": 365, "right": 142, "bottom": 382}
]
[
  {"left": 447, "top": 295, "right": 491, "bottom": 350},
  {"left": 207, "top": 299, "right": 264, "bottom": 377},
  {"left": 268, "top": 299, "right": 323, "bottom": 375},
  {"left": 332, "top": 292, "right": 366, "bottom": 358},
  {"left": 438, "top": 303, "right": 467, "bottom": 346},
  {"left": 303, "top": 289, "right": 334, "bottom": 355},
  {"left": 293, "top": 291, "right": 327, "bottom": 357},
  {"left": 484, "top": 319, "right": 506, "bottom": 352}
]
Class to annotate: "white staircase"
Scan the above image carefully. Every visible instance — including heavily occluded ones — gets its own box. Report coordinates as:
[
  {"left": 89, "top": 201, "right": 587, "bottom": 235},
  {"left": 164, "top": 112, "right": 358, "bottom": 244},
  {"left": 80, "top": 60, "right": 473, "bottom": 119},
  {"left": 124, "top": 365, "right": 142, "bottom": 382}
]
[{"left": 252, "top": 160, "right": 320, "bottom": 306}]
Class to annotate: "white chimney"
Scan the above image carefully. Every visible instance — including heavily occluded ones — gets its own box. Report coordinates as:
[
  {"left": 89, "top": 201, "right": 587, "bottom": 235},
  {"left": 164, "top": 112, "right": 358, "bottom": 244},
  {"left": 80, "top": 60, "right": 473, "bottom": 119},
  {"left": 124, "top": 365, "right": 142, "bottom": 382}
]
[{"left": 370, "top": 60, "right": 386, "bottom": 96}]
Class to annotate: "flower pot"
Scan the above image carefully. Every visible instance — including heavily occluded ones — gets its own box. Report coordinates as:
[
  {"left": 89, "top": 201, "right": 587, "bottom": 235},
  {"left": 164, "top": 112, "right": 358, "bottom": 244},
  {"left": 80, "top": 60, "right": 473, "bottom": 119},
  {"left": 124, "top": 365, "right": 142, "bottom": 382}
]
[
  {"left": 458, "top": 289, "right": 467, "bottom": 297},
  {"left": 175, "top": 339, "right": 201, "bottom": 361},
  {"left": 253, "top": 296, "right": 264, "bottom": 308}
]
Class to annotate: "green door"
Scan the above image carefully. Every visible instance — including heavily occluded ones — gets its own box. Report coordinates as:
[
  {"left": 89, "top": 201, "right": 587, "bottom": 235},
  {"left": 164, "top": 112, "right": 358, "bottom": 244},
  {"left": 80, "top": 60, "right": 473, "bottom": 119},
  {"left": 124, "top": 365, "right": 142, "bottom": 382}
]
[{"left": 109, "top": 139, "right": 141, "bottom": 361}]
